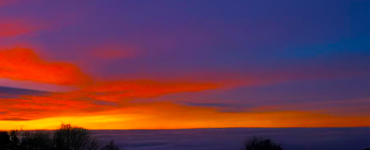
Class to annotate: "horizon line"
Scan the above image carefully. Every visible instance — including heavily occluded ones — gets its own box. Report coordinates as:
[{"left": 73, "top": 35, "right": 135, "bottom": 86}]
[{"left": 2, "top": 126, "right": 370, "bottom": 131}]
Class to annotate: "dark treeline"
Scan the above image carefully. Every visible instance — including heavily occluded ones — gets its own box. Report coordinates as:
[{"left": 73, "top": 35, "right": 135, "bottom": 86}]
[
  {"left": 0, "top": 124, "right": 120, "bottom": 150},
  {"left": 1, "top": 125, "right": 369, "bottom": 150},
  {"left": 241, "top": 136, "right": 282, "bottom": 150},
  {"left": 0, "top": 128, "right": 284, "bottom": 150}
]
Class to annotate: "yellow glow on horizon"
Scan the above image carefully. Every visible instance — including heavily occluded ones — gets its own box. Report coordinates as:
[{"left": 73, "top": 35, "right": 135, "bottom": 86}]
[
  {"left": 1, "top": 111, "right": 369, "bottom": 131},
  {"left": 0, "top": 115, "right": 137, "bottom": 130}
]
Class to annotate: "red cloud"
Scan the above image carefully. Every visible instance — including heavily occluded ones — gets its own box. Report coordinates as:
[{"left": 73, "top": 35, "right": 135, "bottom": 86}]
[
  {"left": 0, "top": 95, "right": 107, "bottom": 121},
  {"left": 0, "top": 79, "right": 218, "bottom": 121},
  {"left": 0, "top": 47, "right": 90, "bottom": 85},
  {"left": 80, "top": 80, "right": 219, "bottom": 101}
]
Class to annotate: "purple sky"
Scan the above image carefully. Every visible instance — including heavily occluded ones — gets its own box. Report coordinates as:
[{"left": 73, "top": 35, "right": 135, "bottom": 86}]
[{"left": 0, "top": 0, "right": 369, "bottom": 129}]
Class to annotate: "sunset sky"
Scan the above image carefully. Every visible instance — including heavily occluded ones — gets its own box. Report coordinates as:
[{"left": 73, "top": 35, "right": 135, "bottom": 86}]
[{"left": 0, "top": 0, "right": 369, "bottom": 130}]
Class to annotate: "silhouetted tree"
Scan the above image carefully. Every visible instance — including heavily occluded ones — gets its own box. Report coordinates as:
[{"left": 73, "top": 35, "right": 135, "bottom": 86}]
[
  {"left": 20, "top": 131, "right": 53, "bottom": 150},
  {"left": 101, "top": 141, "right": 120, "bottom": 150},
  {"left": 364, "top": 148, "right": 370, "bottom": 150},
  {"left": 1, "top": 125, "right": 120, "bottom": 150},
  {"left": 0, "top": 131, "right": 11, "bottom": 150},
  {"left": 241, "top": 136, "right": 283, "bottom": 150},
  {"left": 53, "top": 124, "right": 99, "bottom": 150},
  {"left": 8, "top": 130, "right": 20, "bottom": 149}
]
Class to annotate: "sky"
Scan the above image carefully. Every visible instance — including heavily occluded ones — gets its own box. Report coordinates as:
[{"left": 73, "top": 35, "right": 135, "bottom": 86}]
[{"left": 0, "top": 0, "right": 369, "bottom": 130}]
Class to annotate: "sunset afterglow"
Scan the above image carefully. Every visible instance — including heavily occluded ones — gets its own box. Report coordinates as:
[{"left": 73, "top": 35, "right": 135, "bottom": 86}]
[{"left": 0, "top": 0, "right": 369, "bottom": 131}]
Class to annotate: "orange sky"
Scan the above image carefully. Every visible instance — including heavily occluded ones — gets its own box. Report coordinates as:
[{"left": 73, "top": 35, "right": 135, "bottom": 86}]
[{"left": 0, "top": 47, "right": 369, "bottom": 130}]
